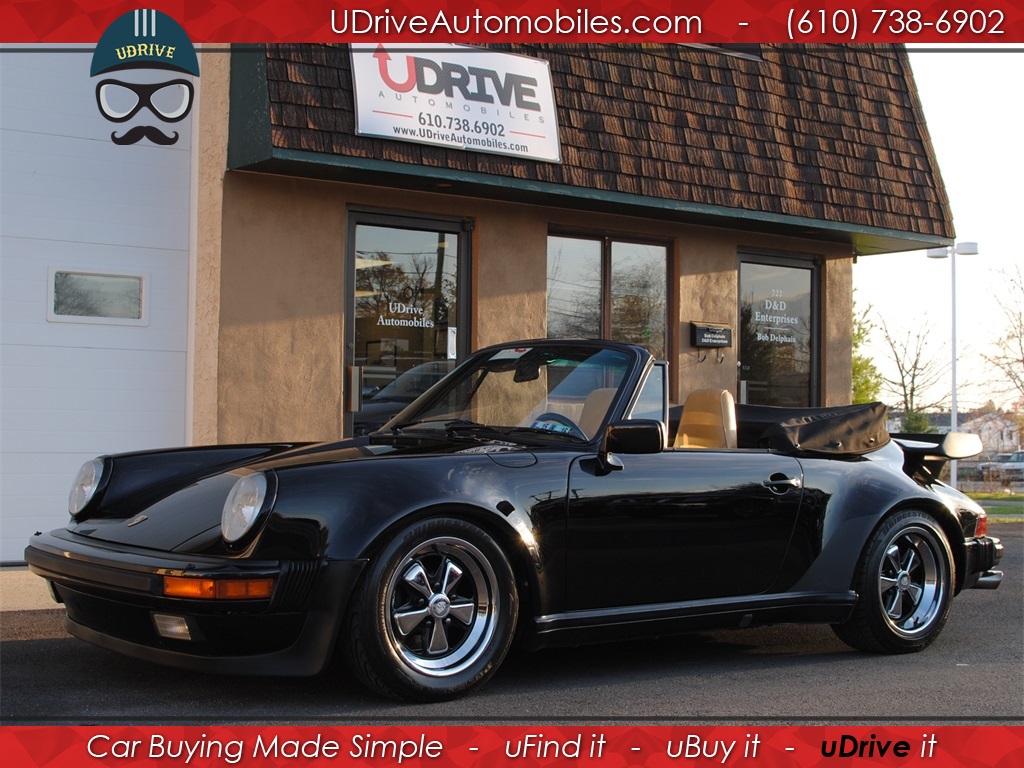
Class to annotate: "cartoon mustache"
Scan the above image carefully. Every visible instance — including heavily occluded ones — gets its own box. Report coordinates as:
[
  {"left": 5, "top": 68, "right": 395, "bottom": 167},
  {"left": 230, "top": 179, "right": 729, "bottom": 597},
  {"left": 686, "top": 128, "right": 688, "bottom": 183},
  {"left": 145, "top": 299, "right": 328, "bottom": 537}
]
[{"left": 110, "top": 125, "right": 179, "bottom": 145}]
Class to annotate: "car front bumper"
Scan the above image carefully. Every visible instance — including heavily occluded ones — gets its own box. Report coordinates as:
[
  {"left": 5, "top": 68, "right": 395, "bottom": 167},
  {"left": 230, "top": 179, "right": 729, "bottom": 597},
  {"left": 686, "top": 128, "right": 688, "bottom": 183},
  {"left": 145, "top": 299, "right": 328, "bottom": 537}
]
[
  {"left": 25, "top": 530, "right": 366, "bottom": 676},
  {"left": 962, "top": 535, "right": 1003, "bottom": 590}
]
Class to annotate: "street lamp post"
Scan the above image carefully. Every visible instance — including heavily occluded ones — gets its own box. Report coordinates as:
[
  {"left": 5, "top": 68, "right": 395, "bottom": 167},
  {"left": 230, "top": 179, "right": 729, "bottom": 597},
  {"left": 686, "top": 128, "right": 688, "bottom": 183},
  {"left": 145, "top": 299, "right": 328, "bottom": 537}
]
[{"left": 926, "top": 240, "right": 979, "bottom": 489}]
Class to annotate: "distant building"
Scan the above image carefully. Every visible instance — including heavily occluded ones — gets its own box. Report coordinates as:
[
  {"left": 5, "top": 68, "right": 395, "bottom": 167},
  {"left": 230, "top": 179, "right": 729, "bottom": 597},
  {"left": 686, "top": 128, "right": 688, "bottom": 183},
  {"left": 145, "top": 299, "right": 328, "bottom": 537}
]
[
  {"left": 960, "top": 413, "right": 1022, "bottom": 457},
  {"left": 886, "top": 410, "right": 1021, "bottom": 462}
]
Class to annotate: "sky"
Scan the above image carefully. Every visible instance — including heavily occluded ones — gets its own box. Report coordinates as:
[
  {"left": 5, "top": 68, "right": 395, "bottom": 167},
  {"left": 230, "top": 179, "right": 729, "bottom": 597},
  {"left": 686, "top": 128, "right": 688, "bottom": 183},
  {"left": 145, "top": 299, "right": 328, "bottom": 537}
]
[{"left": 852, "top": 45, "right": 1024, "bottom": 413}]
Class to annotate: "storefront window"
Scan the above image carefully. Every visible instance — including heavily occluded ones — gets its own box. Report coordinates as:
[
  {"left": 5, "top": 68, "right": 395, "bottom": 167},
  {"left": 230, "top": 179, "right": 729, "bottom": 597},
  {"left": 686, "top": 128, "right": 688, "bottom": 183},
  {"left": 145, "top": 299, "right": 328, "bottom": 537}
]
[
  {"left": 349, "top": 215, "right": 467, "bottom": 398},
  {"left": 738, "top": 258, "right": 818, "bottom": 406},
  {"left": 547, "top": 235, "right": 667, "bottom": 359}
]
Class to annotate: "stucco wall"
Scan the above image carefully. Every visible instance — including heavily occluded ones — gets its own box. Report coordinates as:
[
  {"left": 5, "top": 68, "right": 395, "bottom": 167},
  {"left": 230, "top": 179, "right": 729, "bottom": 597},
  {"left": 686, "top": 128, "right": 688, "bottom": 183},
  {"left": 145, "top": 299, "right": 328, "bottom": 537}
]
[
  {"left": 822, "top": 257, "right": 855, "bottom": 406},
  {"left": 211, "top": 168, "right": 854, "bottom": 444},
  {"left": 473, "top": 202, "right": 549, "bottom": 345},
  {"left": 193, "top": 47, "right": 229, "bottom": 444},
  {"left": 219, "top": 174, "right": 346, "bottom": 442}
]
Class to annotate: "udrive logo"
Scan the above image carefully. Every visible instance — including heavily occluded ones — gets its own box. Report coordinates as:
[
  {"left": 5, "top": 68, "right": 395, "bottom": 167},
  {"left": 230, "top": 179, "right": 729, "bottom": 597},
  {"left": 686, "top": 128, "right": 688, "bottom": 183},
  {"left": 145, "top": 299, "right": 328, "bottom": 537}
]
[
  {"left": 90, "top": 9, "right": 200, "bottom": 145},
  {"left": 371, "top": 44, "right": 542, "bottom": 112}
]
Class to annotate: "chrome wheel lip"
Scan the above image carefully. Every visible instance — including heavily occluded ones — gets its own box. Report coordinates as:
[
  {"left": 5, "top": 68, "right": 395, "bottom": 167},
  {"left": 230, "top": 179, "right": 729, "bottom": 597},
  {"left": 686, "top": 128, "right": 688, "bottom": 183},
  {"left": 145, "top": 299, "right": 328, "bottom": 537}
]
[
  {"left": 876, "top": 524, "right": 947, "bottom": 639},
  {"left": 384, "top": 536, "right": 499, "bottom": 678}
]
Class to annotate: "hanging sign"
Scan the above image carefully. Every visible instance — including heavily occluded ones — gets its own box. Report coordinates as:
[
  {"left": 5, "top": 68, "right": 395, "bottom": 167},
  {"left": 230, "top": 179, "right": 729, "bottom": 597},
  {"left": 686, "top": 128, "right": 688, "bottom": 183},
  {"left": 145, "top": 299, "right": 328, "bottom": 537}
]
[
  {"left": 691, "top": 323, "right": 733, "bottom": 348},
  {"left": 350, "top": 43, "right": 561, "bottom": 162}
]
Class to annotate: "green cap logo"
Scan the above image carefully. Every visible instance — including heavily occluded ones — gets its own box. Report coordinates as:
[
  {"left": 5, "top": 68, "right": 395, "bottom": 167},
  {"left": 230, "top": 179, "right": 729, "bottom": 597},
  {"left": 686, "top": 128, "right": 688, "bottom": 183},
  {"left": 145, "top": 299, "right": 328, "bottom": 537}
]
[{"left": 91, "top": 9, "right": 199, "bottom": 77}]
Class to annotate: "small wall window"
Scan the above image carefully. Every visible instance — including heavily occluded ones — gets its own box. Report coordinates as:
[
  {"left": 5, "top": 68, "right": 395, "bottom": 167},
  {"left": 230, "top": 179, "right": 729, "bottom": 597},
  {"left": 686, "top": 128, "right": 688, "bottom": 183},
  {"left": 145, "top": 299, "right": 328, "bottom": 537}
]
[{"left": 48, "top": 269, "right": 148, "bottom": 325}]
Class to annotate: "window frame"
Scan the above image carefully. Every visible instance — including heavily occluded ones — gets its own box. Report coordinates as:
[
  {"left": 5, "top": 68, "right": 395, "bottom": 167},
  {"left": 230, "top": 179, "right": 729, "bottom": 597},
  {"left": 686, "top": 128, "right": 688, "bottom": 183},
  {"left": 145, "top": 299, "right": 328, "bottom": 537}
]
[
  {"left": 343, "top": 207, "right": 474, "bottom": 433},
  {"left": 737, "top": 251, "right": 822, "bottom": 407},
  {"left": 546, "top": 229, "right": 674, "bottom": 366},
  {"left": 46, "top": 267, "right": 150, "bottom": 327}
]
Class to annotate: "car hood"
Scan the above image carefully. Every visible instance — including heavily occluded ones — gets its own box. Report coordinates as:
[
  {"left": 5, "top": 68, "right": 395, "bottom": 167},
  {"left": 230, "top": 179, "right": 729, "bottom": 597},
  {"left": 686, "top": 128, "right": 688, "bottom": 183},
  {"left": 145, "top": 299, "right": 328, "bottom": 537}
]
[
  {"left": 244, "top": 433, "right": 530, "bottom": 471},
  {"left": 67, "top": 472, "right": 239, "bottom": 553},
  {"left": 66, "top": 435, "right": 538, "bottom": 552}
]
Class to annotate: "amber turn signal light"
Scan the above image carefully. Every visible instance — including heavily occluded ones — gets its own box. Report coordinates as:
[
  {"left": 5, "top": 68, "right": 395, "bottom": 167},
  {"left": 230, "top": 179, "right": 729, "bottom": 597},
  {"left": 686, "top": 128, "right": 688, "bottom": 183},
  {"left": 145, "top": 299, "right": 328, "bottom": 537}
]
[{"left": 163, "top": 576, "right": 275, "bottom": 599}]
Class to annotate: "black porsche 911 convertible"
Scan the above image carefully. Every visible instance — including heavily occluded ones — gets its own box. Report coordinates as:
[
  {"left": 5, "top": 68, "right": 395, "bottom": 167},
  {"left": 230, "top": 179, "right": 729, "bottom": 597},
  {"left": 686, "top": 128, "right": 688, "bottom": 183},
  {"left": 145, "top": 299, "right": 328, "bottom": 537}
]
[{"left": 26, "top": 339, "right": 1003, "bottom": 701}]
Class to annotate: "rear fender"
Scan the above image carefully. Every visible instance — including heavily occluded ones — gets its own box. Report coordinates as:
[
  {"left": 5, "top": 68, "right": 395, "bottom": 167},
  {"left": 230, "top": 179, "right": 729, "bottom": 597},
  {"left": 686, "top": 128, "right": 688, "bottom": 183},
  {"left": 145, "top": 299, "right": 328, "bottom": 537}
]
[{"left": 789, "top": 459, "right": 968, "bottom": 595}]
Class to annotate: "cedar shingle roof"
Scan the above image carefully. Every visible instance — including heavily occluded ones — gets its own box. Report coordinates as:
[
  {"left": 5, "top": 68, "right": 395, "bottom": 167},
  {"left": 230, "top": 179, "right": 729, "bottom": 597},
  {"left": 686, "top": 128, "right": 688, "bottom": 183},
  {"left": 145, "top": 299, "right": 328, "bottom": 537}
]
[{"left": 234, "top": 44, "right": 953, "bottom": 252}]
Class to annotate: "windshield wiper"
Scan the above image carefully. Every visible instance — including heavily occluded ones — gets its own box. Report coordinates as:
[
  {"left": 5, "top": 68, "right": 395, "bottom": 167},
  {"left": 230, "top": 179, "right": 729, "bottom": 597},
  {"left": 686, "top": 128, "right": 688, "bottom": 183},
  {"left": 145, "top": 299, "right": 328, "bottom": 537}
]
[
  {"left": 442, "top": 419, "right": 490, "bottom": 437},
  {"left": 502, "top": 426, "right": 587, "bottom": 442},
  {"left": 388, "top": 418, "right": 484, "bottom": 436},
  {"left": 388, "top": 419, "right": 585, "bottom": 444}
]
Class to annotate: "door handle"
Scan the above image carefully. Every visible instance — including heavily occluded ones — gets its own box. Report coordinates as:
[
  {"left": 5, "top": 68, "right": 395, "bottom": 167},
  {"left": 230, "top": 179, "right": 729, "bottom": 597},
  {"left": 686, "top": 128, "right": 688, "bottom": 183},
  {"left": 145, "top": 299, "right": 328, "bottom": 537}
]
[{"left": 763, "top": 474, "right": 802, "bottom": 493}]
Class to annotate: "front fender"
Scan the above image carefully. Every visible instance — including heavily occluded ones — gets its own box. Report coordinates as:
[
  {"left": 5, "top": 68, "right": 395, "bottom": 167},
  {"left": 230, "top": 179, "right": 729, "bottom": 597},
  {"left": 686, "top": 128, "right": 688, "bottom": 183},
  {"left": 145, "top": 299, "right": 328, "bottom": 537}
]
[{"left": 260, "top": 452, "right": 575, "bottom": 615}]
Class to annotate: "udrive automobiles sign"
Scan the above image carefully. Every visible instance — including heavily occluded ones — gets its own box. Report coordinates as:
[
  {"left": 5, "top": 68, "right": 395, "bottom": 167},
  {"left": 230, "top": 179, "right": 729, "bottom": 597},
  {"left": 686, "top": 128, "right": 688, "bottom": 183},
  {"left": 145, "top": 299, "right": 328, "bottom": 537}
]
[{"left": 350, "top": 43, "right": 561, "bottom": 163}]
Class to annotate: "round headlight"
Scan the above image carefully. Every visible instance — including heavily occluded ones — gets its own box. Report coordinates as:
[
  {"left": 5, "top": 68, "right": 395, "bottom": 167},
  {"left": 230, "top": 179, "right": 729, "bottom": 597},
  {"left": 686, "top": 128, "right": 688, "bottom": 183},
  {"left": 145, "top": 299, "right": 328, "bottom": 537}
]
[
  {"left": 221, "top": 472, "right": 269, "bottom": 543},
  {"left": 69, "top": 458, "right": 105, "bottom": 516}
]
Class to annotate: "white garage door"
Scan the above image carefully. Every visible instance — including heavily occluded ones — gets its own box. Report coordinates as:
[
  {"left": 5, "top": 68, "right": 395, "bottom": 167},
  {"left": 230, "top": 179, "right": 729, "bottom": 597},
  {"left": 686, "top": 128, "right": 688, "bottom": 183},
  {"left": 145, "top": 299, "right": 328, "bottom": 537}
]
[{"left": 1, "top": 49, "right": 191, "bottom": 563}]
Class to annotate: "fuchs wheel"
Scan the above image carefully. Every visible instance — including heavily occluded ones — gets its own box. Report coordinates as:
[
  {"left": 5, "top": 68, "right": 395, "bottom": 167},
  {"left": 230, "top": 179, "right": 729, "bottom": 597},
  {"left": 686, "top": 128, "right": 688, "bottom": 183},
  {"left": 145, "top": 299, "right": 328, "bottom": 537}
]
[
  {"left": 345, "top": 517, "right": 517, "bottom": 701},
  {"left": 833, "top": 510, "right": 954, "bottom": 654}
]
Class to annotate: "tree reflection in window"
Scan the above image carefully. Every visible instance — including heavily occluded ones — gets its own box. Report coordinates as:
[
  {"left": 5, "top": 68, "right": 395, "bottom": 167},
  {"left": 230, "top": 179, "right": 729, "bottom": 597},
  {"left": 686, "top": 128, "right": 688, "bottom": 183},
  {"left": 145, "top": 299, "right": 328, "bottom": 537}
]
[
  {"left": 547, "top": 236, "right": 666, "bottom": 360},
  {"left": 53, "top": 272, "right": 142, "bottom": 320}
]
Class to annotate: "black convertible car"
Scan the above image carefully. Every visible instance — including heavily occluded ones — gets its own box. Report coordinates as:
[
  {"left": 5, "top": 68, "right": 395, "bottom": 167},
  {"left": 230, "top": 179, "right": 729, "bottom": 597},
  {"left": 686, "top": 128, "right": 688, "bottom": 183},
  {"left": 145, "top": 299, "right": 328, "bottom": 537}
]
[{"left": 26, "top": 339, "right": 1003, "bottom": 701}]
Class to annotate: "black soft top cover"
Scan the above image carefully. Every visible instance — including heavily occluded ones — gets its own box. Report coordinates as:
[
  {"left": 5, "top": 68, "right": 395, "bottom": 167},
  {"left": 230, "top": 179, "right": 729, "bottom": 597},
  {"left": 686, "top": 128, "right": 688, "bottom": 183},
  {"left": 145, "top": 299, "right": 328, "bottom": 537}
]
[{"left": 736, "top": 402, "right": 890, "bottom": 456}]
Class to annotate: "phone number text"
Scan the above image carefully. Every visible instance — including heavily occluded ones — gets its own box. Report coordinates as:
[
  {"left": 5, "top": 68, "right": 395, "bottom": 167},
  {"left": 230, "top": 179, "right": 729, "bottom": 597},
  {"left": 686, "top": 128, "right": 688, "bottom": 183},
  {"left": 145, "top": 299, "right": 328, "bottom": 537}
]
[{"left": 787, "top": 8, "right": 1006, "bottom": 41}]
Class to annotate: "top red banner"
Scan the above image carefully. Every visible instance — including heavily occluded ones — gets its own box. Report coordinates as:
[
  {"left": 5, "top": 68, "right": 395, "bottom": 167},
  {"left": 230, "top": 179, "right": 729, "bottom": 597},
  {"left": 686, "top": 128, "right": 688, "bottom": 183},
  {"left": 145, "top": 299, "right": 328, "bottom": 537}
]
[{"left": 2, "top": 0, "right": 1024, "bottom": 44}]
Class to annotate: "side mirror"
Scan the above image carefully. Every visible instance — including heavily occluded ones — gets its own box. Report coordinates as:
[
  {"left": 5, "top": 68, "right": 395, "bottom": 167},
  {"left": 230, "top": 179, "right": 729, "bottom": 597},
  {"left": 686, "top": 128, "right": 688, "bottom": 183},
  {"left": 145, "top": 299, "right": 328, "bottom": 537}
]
[{"left": 598, "top": 420, "right": 665, "bottom": 473}]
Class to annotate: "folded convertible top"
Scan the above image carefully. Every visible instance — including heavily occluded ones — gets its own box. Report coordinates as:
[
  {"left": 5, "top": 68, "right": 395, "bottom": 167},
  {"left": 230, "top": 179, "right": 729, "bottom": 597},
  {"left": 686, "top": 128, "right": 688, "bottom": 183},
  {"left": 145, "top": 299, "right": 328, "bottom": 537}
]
[{"left": 736, "top": 402, "right": 890, "bottom": 456}]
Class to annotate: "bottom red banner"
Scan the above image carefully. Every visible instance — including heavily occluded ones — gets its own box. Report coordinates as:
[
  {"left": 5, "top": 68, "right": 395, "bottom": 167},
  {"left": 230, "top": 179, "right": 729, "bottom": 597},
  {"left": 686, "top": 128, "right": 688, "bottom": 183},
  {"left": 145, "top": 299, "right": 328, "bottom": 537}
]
[{"left": 2, "top": 726, "right": 1022, "bottom": 768}]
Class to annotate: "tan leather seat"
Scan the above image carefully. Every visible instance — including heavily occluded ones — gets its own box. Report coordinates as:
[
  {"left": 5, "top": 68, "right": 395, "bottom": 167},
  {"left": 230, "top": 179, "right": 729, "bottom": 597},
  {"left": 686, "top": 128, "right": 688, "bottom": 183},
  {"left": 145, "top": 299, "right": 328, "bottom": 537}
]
[
  {"left": 579, "top": 387, "right": 617, "bottom": 440},
  {"left": 674, "top": 389, "right": 737, "bottom": 449}
]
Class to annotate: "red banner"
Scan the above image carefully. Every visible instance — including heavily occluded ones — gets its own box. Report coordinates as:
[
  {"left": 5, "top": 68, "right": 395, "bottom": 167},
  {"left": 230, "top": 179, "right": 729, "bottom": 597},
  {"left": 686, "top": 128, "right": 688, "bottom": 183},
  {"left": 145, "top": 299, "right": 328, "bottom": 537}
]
[
  {"left": 1, "top": 0, "right": 1024, "bottom": 43},
  {"left": 2, "top": 726, "right": 1023, "bottom": 768}
]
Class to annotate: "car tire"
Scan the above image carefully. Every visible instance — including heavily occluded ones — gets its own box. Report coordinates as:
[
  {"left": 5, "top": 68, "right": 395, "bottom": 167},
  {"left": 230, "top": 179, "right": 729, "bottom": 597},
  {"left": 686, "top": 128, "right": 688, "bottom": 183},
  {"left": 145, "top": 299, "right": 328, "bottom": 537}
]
[
  {"left": 344, "top": 517, "right": 518, "bottom": 701},
  {"left": 833, "top": 510, "right": 954, "bottom": 654}
]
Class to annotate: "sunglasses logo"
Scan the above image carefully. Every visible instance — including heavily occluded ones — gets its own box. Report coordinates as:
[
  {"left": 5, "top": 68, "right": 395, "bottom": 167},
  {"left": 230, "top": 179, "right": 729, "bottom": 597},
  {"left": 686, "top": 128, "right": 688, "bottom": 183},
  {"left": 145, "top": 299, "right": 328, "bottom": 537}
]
[{"left": 96, "top": 79, "right": 194, "bottom": 145}]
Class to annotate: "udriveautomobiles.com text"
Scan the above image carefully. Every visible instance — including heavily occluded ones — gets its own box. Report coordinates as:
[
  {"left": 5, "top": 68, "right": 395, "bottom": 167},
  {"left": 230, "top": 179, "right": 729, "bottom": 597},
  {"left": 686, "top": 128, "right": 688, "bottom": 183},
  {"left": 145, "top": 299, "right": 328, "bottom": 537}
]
[{"left": 330, "top": 9, "right": 703, "bottom": 37}]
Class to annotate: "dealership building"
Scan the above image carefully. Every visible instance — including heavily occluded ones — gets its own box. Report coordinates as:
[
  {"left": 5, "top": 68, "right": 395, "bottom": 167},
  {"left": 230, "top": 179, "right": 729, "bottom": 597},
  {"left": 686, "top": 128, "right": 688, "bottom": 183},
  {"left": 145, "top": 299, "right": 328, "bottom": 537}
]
[{"left": 1, "top": 43, "right": 954, "bottom": 562}]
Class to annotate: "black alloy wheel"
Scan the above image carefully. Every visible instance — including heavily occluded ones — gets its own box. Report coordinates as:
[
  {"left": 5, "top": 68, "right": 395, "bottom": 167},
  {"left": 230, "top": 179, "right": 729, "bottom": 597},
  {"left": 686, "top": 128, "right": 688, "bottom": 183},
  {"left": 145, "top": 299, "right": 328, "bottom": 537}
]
[
  {"left": 345, "top": 517, "right": 518, "bottom": 701},
  {"left": 833, "top": 510, "right": 954, "bottom": 654}
]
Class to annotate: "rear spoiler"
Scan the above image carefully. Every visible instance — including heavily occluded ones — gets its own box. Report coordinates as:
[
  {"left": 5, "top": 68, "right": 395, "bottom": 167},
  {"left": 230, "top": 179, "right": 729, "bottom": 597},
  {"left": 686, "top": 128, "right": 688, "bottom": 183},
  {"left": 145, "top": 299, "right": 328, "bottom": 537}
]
[{"left": 892, "top": 432, "right": 983, "bottom": 482}]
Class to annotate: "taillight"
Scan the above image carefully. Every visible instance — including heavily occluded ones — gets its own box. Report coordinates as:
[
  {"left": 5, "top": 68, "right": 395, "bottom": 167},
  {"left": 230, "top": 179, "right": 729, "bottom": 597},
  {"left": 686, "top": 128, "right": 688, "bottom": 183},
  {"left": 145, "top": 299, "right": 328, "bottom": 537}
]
[{"left": 975, "top": 514, "right": 989, "bottom": 538}]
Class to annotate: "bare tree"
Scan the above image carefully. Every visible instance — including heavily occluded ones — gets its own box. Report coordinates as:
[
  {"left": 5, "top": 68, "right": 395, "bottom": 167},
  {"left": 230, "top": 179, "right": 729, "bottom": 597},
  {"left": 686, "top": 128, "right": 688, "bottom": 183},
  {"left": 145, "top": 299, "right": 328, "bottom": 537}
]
[
  {"left": 984, "top": 266, "right": 1024, "bottom": 409},
  {"left": 879, "top": 318, "right": 950, "bottom": 431}
]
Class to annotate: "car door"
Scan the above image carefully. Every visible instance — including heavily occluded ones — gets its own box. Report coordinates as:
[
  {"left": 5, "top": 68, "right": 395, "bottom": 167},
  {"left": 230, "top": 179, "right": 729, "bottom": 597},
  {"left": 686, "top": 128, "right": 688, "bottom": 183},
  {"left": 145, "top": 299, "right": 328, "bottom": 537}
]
[{"left": 565, "top": 448, "right": 804, "bottom": 610}]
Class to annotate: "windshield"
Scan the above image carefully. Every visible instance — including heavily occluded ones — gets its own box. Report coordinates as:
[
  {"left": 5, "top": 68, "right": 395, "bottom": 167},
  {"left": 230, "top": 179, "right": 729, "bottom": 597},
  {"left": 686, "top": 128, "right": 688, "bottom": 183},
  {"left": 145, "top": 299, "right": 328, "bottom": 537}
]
[
  {"left": 370, "top": 361, "right": 456, "bottom": 402},
  {"left": 389, "top": 344, "right": 633, "bottom": 442}
]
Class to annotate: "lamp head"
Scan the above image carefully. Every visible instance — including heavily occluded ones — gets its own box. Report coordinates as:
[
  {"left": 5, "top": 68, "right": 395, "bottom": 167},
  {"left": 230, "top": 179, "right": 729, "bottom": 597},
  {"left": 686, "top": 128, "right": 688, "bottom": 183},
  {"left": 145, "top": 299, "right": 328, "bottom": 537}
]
[{"left": 926, "top": 241, "right": 979, "bottom": 259}]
